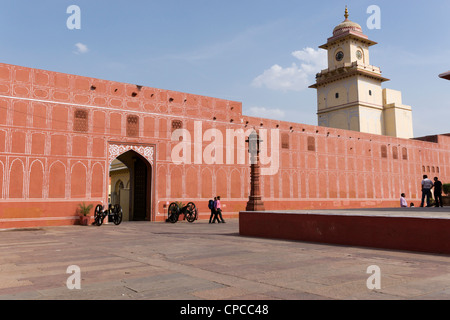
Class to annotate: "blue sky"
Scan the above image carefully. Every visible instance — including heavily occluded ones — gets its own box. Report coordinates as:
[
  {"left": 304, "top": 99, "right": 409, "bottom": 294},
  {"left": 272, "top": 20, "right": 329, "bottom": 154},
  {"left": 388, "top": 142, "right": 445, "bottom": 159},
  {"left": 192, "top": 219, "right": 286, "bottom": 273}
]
[{"left": 1, "top": 0, "right": 449, "bottom": 137}]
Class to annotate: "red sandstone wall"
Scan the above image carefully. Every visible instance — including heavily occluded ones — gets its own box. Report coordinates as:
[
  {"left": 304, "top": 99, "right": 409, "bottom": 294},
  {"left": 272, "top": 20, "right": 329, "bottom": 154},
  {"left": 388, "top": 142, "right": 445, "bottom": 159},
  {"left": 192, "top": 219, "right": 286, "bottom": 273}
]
[{"left": 0, "top": 62, "right": 449, "bottom": 228}]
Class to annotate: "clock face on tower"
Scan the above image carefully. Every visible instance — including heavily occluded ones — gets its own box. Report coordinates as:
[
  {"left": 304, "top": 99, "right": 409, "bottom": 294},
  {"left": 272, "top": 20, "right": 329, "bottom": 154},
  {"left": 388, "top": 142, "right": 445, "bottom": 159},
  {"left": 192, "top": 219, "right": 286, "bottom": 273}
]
[
  {"left": 356, "top": 50, "right": 362, "bottom": 60},
  {"left": 335, "top": 51, "right": 344, "bottom": 61}
]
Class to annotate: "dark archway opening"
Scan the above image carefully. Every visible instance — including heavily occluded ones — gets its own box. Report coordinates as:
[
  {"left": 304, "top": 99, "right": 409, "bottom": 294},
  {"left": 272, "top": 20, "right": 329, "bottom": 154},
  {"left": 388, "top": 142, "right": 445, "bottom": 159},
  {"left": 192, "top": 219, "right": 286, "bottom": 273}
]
[{"left": 109, "top": 150, "right": 152, "bottom": 221}]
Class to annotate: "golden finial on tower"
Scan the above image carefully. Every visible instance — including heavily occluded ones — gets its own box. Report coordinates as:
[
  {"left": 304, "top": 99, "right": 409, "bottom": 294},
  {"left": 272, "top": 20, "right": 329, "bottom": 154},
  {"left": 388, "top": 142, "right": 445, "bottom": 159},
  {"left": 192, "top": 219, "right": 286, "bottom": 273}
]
[{"left": 344, "top": 6, "right": 349, "bottom": 20}]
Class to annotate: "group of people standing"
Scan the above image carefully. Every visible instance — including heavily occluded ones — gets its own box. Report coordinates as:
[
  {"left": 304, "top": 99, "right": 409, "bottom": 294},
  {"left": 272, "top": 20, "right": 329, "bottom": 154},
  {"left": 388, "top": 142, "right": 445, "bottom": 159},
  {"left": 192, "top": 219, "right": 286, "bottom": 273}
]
[
  {"left": 420, "top": 175, "right": 443, "bottom": 207},
  {"left": 208, "top": 196, "right": 226, "bottom": 224},
  {"left": 401, "top": 176, "right": 444, "bottom": 208}
]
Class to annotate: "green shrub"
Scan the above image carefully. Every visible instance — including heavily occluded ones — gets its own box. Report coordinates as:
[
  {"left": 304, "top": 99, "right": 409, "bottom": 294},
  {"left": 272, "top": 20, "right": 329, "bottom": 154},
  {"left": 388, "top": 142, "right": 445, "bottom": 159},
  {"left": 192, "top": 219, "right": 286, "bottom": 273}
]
[
  {"left": 443, "top": 183, "right": 450, "bottom": 195},
  {"left": 78, "top": 202, "right": 93, "bottom": 216}
]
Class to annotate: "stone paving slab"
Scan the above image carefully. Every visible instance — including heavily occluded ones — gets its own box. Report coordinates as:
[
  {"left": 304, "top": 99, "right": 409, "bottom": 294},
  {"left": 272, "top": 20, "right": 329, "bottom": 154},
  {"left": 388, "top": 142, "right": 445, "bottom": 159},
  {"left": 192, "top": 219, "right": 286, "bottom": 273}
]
[{"left": 0, "top": 216, "right": 450, "bottom": 300}]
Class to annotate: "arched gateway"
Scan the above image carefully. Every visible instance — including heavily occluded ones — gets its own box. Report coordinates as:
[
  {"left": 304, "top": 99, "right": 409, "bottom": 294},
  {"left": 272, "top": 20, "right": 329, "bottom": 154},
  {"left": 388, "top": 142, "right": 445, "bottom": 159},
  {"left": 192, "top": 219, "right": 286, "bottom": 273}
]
[{"left": 108, "top": 143, "right": 155, "bottom": 222}]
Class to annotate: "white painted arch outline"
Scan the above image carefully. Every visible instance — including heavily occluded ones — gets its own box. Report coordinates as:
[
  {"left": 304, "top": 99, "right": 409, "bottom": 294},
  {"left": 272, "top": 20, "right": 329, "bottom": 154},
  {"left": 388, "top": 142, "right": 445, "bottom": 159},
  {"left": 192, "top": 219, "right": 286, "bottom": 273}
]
[{"left": 108, "top": 143, "right": 154, "bottom": 166}]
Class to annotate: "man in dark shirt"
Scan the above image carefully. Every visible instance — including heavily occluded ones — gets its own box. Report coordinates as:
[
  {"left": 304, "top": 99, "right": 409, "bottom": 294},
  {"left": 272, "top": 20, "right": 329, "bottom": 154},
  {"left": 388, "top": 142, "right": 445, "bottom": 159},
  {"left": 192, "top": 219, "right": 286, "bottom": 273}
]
[{"left": 433, "top": 177, "right": 443, "bottom": 207}]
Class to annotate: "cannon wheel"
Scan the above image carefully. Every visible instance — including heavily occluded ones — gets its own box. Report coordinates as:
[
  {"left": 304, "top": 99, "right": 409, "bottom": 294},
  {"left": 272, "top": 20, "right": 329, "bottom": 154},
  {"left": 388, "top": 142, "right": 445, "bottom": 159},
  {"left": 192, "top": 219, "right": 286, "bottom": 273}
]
[
  {"left": 185, "top": 202, "right": 197, "bottom": 223},
  {"left": 94, "top": 205, "right": 104, "bottom": 226},
  {"left": 113, "top": 205, "right": 123, "bottom": 225},
  {"left": 167, "top": 203, "right": 179, "bottom": 223}
]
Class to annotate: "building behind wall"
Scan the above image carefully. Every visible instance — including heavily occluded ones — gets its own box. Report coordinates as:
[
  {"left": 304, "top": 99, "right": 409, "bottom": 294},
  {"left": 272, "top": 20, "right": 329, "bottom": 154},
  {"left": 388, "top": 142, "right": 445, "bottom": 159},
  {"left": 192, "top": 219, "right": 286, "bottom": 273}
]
[{"left": 310, "top": 8, "right": 414, "bottom": 139}]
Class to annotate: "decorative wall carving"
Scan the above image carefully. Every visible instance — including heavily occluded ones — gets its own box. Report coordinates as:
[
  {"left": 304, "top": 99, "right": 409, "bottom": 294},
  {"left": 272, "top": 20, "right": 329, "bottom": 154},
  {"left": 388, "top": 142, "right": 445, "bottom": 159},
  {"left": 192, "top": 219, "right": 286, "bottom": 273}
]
[{"left": 108, "top": 143, "right": 154, "bottom": 165}]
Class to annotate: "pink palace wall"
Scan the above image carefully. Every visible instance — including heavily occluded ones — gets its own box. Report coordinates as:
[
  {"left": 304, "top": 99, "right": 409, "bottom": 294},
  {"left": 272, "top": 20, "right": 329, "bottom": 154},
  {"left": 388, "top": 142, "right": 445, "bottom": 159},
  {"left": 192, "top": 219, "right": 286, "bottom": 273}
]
[{"left": 0, "top": 62, "right": 448, "bottom": 228}]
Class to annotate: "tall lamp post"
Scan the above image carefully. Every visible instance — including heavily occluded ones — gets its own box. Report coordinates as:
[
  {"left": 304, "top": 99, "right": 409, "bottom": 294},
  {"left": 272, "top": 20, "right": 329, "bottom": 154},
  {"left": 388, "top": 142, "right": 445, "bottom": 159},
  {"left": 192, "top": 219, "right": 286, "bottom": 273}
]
[{"left": 245, "top": 129, "right": 265, "bottom": 211}]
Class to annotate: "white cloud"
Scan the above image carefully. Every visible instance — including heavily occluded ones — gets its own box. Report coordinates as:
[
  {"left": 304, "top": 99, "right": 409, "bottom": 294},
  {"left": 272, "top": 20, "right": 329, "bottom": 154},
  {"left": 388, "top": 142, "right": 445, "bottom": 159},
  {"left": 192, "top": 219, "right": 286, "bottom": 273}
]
[
  {"left": 292, "top": 47, "right": 327, "bottom": 65},
  {"left": 252, "top": 63, "right": 308, "bottom": 92},
  {"left": 247, "top": 106, "right": 286, "bottom": 119},
  {"left": 74, "top": 43, "right": 89, "bottom": 54},
  {"left": 252, "top": 47, "right": 327, "bottom": 92}
]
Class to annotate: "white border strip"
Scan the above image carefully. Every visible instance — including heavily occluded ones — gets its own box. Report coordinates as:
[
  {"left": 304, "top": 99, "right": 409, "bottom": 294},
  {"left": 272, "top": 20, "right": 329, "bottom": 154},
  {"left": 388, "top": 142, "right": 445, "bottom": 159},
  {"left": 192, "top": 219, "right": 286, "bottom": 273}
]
[{"left": 0, "top": 216, "right": 78, "bottom": 222}]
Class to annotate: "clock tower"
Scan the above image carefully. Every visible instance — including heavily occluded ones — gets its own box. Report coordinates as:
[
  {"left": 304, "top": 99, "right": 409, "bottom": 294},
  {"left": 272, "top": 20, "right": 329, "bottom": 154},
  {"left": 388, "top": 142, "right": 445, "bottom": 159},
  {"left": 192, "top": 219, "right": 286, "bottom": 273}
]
[{"left": 310, "top": 7, "right": 414, "bottom": 139}]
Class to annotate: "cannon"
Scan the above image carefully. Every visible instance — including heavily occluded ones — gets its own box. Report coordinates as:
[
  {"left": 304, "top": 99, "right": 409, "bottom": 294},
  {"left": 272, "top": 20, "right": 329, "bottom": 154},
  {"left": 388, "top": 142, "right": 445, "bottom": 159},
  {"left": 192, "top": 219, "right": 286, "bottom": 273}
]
[
  {"left": 166, "top": 202, "right": 197, "bottom": 223},
  {"left": 94, "top": 204, "right": 123, "bottom": 226}
]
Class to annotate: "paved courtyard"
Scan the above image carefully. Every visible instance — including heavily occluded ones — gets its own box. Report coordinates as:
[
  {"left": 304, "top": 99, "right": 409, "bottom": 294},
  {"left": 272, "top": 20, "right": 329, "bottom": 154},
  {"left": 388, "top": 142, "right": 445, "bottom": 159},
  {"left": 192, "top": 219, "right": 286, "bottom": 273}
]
[{"left": 1, "top": 215, "right": 450, "bottom": 300}]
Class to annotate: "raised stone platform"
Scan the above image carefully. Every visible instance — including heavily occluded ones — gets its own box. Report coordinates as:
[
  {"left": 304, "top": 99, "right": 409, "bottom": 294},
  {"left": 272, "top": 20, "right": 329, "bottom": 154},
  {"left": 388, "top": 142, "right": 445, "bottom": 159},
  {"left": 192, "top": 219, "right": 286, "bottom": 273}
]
[{"left": 239, "top": 207, "right": 450, "bottom": 255}]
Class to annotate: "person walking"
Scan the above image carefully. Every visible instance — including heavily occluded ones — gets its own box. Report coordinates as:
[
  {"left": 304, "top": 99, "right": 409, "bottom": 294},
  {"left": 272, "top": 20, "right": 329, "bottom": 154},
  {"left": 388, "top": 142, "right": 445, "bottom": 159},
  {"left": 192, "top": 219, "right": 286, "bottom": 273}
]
[
  {"left": 433, "top": 177, "right": 443, "bottom": 207},
  {"left": 420, "top": 175, "right": 434, "bottom": 207},
  {"left": 214, "top": 196, "right": 225, "bottom": 223},
  {"left": 208, "top": 197, "right": 216, "bottom": 223}
]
